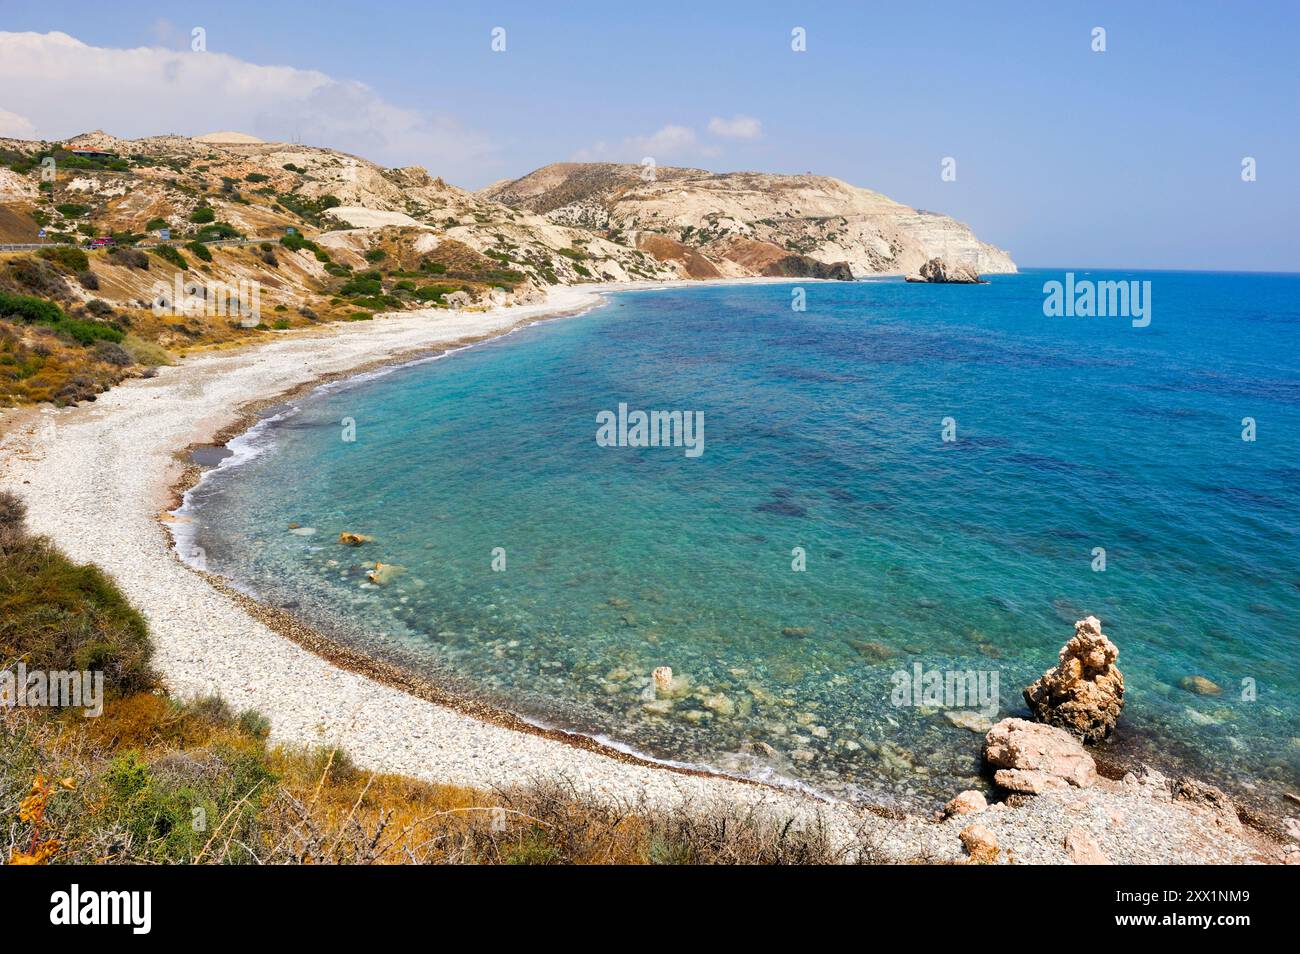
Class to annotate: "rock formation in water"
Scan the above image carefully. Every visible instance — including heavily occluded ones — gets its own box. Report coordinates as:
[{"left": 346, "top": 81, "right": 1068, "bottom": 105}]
[
  {"left": 984, "top": 717, "right": 1098, "bottom": 793},
  {"left": 904, "top": 256, "right": 985, "bottom": 284},
  {"left": 1024, "top": 616, "right": 1125, "bottom": 743}
]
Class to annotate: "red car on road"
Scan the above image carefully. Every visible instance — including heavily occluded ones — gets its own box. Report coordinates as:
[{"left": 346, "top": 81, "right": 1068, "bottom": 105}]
[{"left": 90, "top": 237, "right": 115, "bottom": 248}]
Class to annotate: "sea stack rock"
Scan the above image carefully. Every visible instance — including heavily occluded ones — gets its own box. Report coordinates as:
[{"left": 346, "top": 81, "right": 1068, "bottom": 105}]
[
  {"left": 904, "top": 257, "right": 985, "bottom": 284},
  {"left": 1024, "top": 616, "right": 1124, "bottom": 743}
]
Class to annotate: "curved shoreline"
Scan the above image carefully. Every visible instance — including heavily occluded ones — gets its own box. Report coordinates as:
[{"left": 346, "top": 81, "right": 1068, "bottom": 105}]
[{"left": 0, "top": 280, "right": 1285, "bottom": 864}]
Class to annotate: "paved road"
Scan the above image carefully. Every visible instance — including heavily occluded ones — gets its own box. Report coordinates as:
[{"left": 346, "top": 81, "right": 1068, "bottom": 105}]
[{"left": 0, "top": 237, "right": 288, "bottom": 252}]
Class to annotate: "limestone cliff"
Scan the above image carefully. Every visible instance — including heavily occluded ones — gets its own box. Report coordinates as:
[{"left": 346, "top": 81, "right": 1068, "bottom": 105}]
[{"left": 481, "top": 163, "right": 1016, "bottom": 279}]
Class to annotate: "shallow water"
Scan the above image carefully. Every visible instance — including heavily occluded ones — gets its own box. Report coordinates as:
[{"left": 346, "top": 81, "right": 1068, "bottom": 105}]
[{"left": 184, "top": 273, "right": 1300, "bottom": 811}]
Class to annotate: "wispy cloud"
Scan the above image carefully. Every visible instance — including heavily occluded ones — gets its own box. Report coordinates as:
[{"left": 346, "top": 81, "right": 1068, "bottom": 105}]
[
  {"left": 707, "top": 115, "right": 762, "bottom": 139},
  {"left": 573, "top": 124, "right": 704, "bottom": 162},
  {"left": 0, "top": 31, "right": 498, "bottom": 184}
]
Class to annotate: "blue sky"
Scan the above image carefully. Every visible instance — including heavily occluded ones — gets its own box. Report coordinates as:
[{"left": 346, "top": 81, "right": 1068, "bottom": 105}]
[{"left": 2, "top": 1, "right": 1297, "bottom": 270}]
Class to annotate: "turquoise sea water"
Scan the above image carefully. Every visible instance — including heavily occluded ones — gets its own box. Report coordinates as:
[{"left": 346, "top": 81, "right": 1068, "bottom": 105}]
[{"left": 184, "top": 272, "right": 1299, "bottom": 811}]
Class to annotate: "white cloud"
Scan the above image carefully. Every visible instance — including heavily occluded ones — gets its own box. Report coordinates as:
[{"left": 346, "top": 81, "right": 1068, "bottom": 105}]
[
  {"left": 0, "top": 107, "right": 37, "bottom": 138},
  {"left": 573, "top": 124, "right": 708, "bottom": 163},
  {"left": 0, "top": 31, "right": 497, "bottom": 184},
  {"left": 707, "top": 115, "right": 762, "bottom": 139}
]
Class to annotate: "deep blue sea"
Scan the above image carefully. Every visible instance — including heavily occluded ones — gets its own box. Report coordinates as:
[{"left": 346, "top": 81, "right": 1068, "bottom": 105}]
[{"left": 183, "top": 271, "right": 1300, "bottom": 812}]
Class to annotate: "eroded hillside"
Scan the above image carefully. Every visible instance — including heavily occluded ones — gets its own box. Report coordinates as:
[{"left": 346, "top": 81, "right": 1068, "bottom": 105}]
[{"left": 481, "top": 163, "right": 1016, "bottom": 279}]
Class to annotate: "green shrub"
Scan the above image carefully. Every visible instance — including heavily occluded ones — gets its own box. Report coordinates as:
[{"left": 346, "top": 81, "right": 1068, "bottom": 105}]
[
  {"left": 245, "top": 172, "right": 270, "bottom": 183},
  {"left": 152, "top": 245, "right": 189, "bottom": 270},
  {"left": 194, "top": 223, "right": 240, "bottom": 242},
  {"left": 365, "top": 248, "right": 387, "bottom": 263},
  {"left": 0, "top": 290, "right": 65, "bottom": 325},
  {"left": 185, "top": 241, "right": 212, "bottom": 262},
  {"left": 37, "top": 245, "right": 90, "bottom": 272},
  {"left": 0, "top": 535, "right": 153, "bottom": 694},
  {"left": 414, "top": 284, "right": 454, "bottom": 302},
  {"left": 102, "top": 747, "right": 273, "bottom": 863},
  {"left": 189, "top": 206, "right": 216, "bottom": 224},
  {"left": 55, "top": 203, "right": 90, "bottom": 219},
  {"left": 339, "top": 276, "right": 382, "bottom": 296},
  {"left": 275, "top": 193, "right": 340, "bottom": 226},
  {"left": 346, "top": 311, "right": 374, "bottom": 321},
  {"left": 144, "top": 218, "right": 169, "bottom": 232},
  {"left": 59, "top": 318, "right": 125, "bottom": 346}
]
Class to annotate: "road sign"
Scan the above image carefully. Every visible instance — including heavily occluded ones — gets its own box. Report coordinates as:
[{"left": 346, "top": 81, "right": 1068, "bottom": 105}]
[
  {"left": 38, "top": 228, "right": 45, "bottom": 238},
  {"left": 285, "top": 227, "right": 296, "bottom": 234},
  {"left": 160, "top": 229, "right": 171, "bottom": 241}
]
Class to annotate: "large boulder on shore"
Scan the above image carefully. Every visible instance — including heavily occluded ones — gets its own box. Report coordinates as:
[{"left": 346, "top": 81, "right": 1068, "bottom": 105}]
[
  {"left": 905, "top": 257, "right": 984, "bottom": 284},
  {"left": 1024, "top": 616, "right": 1124, "bottom": 743},
  {"left": 984, "top": 718, "right": 1097, "bottom": 793}
]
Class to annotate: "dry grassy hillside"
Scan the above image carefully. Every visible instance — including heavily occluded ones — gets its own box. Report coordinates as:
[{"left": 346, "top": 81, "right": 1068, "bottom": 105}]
[{"left": 0, "top": 131, "right": 681, "bottom": 406}]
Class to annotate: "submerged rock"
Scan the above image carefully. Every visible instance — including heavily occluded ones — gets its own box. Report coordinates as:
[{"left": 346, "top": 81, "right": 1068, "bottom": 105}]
[
  {"left": 366, "top": 561, "right": 403, "bottom": 585},
  {"left": 702, "top": 693, "right": 735, "bottom": 717},
  {"left": 848, "top": 639, "right": 895, "bottom": 662},
  {"left": 652, "top": 666, "right": 673, "bottom": 696},
  {"left": 946, "top": 709, "right": 994, "bottom": 733},
  {"left": 338, "top": 532, "right": 373, "bottom": 546},
  {"left": 1024, "top": 616, "right": 1124, "bottom": 743},
  {"left": 984, "top": 718, "right": 1097, "bottom": 793},
  {"left": 1179, "top": 675, "right": 1223, "bottom": 696}
]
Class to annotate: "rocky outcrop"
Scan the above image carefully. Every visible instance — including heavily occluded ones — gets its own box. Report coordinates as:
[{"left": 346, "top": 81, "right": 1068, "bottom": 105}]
[
  {"left": 338, "top": 532, "right": 372, "bottom": 546},
  {"left": 904, "top": 257, "right": 984, "bottom": 284},
  {"left": 483, "top": 162, "right": 1016, "bottom": 279},
  {"left": 1024, "top": 616, "right": 1125, "bottom": 743},
  {"left": 1171, "top": 777, "right": 1241, "bottom": 833},
  {"left": 984, "top": 718, "right": 1097, "bottom": 793}
]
